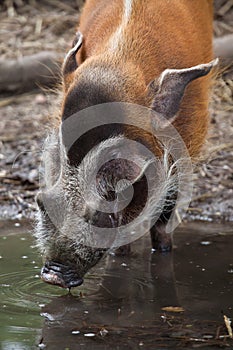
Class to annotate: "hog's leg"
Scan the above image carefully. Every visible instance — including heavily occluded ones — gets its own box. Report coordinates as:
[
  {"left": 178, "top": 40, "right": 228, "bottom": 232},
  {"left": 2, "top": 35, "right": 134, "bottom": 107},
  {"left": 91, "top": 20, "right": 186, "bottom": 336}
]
[
  {"left": 150, "top": 221, "right": 172, "bottom": 252},
  {"left": 114, "top": 244, "right": 131, "bottom": 256},
  {"left": 150, "top": 192, "right": 177, "bottom": 252}
]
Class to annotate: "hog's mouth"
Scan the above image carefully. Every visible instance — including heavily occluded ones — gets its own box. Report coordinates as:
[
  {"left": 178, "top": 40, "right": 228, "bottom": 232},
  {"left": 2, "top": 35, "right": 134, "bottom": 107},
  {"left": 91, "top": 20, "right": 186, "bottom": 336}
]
[{"left": 41, "top": 261, "right": 83, "bottom": 289}]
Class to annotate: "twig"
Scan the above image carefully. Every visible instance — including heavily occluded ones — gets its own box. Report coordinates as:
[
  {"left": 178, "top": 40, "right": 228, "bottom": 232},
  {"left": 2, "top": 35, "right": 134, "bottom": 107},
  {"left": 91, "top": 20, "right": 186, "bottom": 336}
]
[
  {"left": 224, "top": 315, "right": 233, "bottom": 339},
  {"left": 214, "top": 34, "right": 233, "bottom": 59},
  {"left": 218, "top": 0, "right": 233, "bottom": 16},
  {"left": 191, "top": 192, "right": 215, "bottom": 202},
  {"left": 0, "top": 51, "right": 62, "bottom": 93}
]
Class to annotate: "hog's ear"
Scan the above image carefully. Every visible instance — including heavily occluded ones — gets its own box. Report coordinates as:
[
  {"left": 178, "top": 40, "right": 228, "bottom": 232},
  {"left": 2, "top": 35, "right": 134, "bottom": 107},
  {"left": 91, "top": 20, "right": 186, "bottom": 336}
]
[
  {"left": 149, "top": 59, "right": 218, "bottom": 120},
  {"left": 62, "top": 31, "right": 83, "bottom": 76}
]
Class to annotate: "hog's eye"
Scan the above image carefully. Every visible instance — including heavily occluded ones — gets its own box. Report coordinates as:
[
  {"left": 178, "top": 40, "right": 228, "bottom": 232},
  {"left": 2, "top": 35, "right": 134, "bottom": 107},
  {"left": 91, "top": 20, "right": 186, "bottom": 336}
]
[
  {"left": 94, "top": 251, "right": 101, "bottom": 257},
  {"left": 109, "top": 150, "right": 119, "bottom": 158}
]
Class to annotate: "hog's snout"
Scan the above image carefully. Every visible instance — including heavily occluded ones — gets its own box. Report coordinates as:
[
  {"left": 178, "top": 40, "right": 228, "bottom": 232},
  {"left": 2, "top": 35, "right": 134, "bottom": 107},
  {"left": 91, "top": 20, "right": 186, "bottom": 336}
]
[{"left": 41, "top": 261, "right": 83, "bottom": 289}]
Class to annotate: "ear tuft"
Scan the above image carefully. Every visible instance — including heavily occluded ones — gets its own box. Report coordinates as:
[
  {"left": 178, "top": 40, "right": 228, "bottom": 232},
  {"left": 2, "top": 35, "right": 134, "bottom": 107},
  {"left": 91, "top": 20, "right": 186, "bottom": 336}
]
[
  {"left": 150, "top": 59, "right": 219, "bottom": 120},
  {"left": 62, "top": 31, "right": 83, "bottom": 76}
]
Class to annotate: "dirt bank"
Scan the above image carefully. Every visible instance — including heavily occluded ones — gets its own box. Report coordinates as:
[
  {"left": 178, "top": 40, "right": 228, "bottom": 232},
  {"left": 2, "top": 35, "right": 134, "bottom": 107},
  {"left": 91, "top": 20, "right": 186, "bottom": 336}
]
[{"left": 0, "top": 0, "right": 232, "bottom": 222}]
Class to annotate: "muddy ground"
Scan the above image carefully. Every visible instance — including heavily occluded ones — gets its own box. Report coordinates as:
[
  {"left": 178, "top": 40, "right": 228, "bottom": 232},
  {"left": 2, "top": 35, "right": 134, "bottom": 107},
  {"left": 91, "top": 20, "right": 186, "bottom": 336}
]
[{"left": 0, "top": 0, "right": 232, "bottom": 222}]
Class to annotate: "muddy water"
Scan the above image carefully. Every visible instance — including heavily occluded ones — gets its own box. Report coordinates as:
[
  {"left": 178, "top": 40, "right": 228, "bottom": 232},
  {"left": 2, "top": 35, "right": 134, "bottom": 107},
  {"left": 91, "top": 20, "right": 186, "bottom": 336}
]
[{"left": 0, "top": 221, "right": 233, "bottom": 349}]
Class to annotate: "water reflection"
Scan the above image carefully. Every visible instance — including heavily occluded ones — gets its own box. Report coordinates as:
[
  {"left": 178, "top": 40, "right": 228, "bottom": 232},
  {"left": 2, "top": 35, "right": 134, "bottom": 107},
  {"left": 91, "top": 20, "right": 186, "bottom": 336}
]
[
  {"left": 0, "top": 222, "right": 233, "bottom": 349},
  {"left": 39, "top": 243, "right": 178, "bottom": 349},
  {"left": 39, "top": 223, "right": 233, "bottom": 349}
]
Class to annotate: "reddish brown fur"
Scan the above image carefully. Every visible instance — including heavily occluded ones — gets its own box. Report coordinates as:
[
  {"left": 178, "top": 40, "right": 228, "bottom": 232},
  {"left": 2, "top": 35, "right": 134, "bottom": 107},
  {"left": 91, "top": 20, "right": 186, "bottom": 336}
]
[
  {"left": 36, "top": 1, "right": 215, "bottom": 284},
  {"left": 72, "top": 0, "right": 213, "bottom": 159}
]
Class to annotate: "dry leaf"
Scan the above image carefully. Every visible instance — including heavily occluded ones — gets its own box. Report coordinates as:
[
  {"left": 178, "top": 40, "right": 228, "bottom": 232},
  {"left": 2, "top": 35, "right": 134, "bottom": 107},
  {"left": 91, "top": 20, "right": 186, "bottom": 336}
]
[{"left": 161, "top": 306, "right": 185, "bottom": 313}]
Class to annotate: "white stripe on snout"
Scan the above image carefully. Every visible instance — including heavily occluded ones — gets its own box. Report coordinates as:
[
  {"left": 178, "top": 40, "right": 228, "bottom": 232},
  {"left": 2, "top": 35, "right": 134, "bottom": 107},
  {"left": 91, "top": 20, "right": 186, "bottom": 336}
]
[{"left": 108, "top": 0, "right": 133, "bottom": 51}]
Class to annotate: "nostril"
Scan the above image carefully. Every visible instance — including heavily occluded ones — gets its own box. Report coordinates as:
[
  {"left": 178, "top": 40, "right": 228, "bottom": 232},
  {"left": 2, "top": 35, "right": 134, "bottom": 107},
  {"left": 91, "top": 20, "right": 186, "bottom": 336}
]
[{"left": 42, "top": 265, "right": 50, "bottom": 273}]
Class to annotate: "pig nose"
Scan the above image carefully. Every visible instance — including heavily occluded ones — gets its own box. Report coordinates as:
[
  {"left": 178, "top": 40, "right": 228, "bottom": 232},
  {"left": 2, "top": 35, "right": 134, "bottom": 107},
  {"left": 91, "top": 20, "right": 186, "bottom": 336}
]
[{"left": 41, "top": 261, "right": 83, "bottom": 289}]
